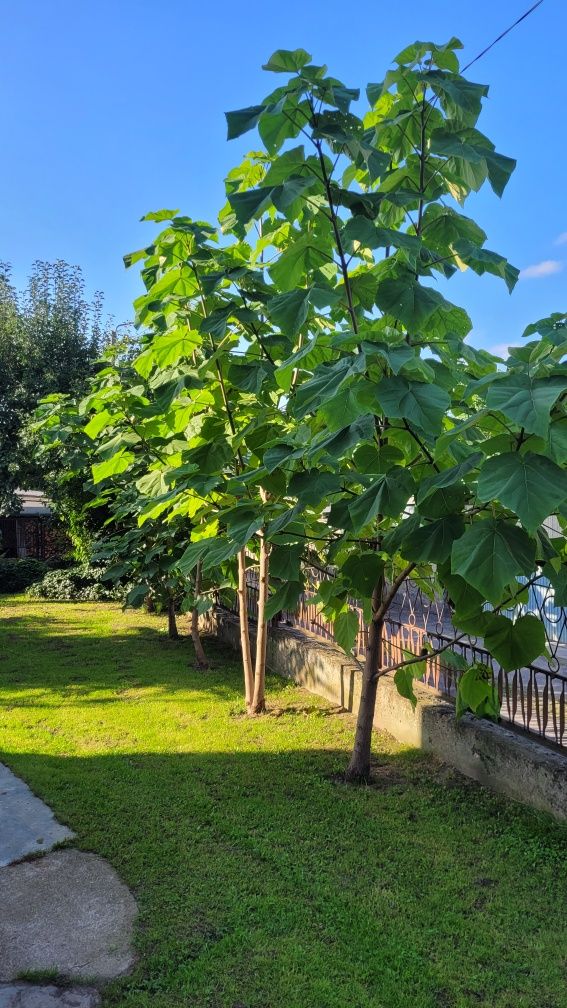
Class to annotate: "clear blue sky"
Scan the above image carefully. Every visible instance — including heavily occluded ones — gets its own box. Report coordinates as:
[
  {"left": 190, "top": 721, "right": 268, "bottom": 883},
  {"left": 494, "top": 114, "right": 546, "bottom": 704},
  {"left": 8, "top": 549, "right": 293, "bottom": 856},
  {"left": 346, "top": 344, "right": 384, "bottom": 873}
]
[{"left": 2, "top": 0, "right": 565, "bottom": 353}]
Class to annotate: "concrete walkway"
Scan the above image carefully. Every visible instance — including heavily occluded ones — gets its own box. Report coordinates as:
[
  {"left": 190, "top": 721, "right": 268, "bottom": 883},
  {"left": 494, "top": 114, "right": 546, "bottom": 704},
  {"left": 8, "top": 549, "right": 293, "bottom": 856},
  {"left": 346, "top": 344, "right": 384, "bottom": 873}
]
[
  {"left": 0, "top": 764, "right": 137, "bottom": 1007},
  {"left": 0, "top": 764, "right": 74, "bottom": 868},
  {"left": 0, "top": 983, "right": 100, "bottom": 1007}
]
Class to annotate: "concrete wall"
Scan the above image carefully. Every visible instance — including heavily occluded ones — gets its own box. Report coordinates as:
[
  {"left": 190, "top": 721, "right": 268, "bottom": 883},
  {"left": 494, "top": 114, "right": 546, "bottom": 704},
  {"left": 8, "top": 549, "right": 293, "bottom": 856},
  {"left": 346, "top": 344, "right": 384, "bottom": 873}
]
[{"left": 204, "top": 607, "right": 567, "bottom": 821}]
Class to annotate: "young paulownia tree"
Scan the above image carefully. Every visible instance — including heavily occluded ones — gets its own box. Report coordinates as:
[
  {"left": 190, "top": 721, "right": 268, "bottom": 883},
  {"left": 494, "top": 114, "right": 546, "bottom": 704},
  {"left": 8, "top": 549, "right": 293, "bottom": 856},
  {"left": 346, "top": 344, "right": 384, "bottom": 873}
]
[{"left": 220, "top": 42, "right": 567, "bottom": 779}]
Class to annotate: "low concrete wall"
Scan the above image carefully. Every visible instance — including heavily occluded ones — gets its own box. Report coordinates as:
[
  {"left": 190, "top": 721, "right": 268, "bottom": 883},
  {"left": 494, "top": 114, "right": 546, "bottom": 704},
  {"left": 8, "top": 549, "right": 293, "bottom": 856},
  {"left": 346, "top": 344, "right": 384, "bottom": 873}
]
[{"left": 204, "top": 607, "right": 567, "bottom": 821}]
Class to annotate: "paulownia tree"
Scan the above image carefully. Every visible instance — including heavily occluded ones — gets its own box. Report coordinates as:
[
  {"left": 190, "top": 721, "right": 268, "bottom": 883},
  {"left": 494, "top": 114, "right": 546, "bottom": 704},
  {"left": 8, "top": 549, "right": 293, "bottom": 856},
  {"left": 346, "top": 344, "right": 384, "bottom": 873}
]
[
  {"left": 34, "top": 359, "right": 213, "bottom": 657},
  {"left": 220, "top": 42, "right": 567, "bottom": 780}
]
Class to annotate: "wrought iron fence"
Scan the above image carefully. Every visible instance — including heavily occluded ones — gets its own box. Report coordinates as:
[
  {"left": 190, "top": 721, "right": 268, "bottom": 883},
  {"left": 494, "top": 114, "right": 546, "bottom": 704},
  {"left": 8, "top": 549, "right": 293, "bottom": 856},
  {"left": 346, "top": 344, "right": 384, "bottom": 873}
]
[{"left": 220, "top": 567, "right": 567, "bottom": 752}]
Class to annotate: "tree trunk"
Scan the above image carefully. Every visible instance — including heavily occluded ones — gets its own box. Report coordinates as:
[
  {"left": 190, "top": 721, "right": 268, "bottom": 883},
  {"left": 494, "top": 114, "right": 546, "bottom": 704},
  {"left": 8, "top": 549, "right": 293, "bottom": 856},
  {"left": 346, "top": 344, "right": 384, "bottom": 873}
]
[
  {"left": 190, "top": 561, "right": 209, "bottom": 669},
  {"left": 250, "top": 533, "right": 270, "bottom": 714},
  {"left": 237, "top": 549, "right": 255, "bottom": 709},
  {"left": 344, "top": 580, "right": 384, "bottom": 782},
  {"left": 167, "top": 595, "right": 179, "bottom": 640}
]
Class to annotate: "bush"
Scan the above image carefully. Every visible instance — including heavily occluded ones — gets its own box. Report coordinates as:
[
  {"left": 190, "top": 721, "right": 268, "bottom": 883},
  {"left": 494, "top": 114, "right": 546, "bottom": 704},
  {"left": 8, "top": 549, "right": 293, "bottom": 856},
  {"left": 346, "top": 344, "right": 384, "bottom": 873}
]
[
  {"left": 27, "top": 564, "right": 126, "bottom": 602},
  {"left": 0, "top": 558, "right": 49, "bottom": 593}
]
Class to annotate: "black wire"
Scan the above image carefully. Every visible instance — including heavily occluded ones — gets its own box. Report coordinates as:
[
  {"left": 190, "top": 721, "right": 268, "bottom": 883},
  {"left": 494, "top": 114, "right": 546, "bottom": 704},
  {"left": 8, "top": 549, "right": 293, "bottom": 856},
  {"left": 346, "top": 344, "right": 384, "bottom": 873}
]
[{"left": 462, "top": 0, "right": 546, "bottom": 72}]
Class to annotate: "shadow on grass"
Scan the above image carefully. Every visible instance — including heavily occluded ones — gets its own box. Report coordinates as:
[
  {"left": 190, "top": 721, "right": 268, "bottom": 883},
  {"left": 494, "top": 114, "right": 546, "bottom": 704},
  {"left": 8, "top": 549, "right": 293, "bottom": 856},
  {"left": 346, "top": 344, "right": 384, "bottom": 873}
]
[
  {"left": 0, "top": 601, "right": 242, "bottom": 707},
  {"left": 1, "top": 745, "right": 566, "bottom": 1008},
  {"left": 2, "top": 599, "right": 567, "bottom": 1007}
]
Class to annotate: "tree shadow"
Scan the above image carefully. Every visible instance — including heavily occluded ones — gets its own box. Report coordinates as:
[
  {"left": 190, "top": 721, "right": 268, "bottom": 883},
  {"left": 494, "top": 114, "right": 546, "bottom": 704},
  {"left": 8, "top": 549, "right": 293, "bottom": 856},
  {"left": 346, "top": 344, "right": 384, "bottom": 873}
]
[
  {"left": 1, "top": 600, "right": 567, "bottom": 1006},
  {"left": 0, "top": 602, "right": 242, "bottom": 707},
  {"left": 0, "top": 746, "right": 565, "bottom": 1008}
]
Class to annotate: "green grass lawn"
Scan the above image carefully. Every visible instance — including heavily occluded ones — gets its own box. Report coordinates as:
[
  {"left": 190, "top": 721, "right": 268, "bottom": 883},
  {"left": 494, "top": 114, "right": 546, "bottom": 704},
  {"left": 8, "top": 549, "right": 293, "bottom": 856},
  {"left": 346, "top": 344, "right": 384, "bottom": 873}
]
[{"left": 1, "top": 596, "right": 566, "bottom": 1008}]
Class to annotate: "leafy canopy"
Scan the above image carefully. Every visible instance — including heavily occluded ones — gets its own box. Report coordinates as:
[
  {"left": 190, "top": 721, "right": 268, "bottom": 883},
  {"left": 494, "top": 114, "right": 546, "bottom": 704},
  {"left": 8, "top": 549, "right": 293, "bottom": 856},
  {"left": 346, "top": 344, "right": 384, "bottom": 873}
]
[{"left": 34, "top": 41, "right": 567, "bottom": 718}]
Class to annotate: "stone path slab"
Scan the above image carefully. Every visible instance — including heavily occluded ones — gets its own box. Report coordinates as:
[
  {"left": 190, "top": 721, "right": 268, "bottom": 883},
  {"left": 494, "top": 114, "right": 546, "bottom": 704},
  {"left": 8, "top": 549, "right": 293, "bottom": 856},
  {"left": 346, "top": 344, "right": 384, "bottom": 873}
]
[
  {"left": 0, "top": 983, "right": 100, "bottom": 1007},
  {"left": 0, "top": 764, "right": 74, "bottom": 868},
  {"left": 0, "top": 849, "right": 137, "bottom": 982}
]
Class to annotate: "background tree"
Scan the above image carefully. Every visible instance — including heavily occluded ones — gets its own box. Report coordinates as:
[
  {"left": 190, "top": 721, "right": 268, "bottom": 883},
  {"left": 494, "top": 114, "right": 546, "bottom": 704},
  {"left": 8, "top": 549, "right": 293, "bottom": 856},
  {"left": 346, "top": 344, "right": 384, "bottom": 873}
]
[{"left": 0, "top": 260, "right": 112, "bottom": 512}]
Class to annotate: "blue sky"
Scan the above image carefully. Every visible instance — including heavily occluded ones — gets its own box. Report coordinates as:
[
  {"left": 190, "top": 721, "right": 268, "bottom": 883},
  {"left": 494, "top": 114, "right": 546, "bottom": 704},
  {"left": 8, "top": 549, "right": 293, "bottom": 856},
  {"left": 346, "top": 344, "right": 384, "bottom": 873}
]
[{"left": 2, "top": 0, "right": 565, "bottom": 353}]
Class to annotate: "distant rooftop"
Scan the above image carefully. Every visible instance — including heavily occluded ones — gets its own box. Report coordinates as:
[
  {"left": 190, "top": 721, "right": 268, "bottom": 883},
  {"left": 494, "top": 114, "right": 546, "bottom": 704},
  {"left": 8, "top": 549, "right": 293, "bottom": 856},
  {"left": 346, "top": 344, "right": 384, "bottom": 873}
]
[{"left": 12, "top": 490, "right": 52, "bottom": 516}]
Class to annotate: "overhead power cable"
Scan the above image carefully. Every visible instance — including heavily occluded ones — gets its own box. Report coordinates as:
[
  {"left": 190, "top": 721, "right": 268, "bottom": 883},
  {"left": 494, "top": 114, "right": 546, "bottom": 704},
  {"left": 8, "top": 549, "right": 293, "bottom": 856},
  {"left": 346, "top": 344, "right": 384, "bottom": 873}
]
[{"left": 462, "top": 0, "right": 546, "bottom": 72}]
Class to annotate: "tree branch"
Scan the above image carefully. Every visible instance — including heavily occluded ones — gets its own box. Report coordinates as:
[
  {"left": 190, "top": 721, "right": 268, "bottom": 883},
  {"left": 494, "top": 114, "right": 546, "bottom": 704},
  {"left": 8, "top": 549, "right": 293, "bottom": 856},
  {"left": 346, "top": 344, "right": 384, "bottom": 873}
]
[{"left": 374, "top": 563, "right": 416, "bottom": 621}]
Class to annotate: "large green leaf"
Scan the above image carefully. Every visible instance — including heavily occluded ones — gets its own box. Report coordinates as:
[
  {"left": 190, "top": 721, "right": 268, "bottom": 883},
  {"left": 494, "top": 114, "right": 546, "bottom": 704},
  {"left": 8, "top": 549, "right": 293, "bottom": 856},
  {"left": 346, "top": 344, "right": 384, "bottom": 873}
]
[
  {"left": 394, "top": 647, "right": 427, "bottom": 709},
  {"left": 341, "top": 217, "right": 421, "bottom": 256},
  {"left": 150, "top": 329, "right": 201, "bottom": 368},
  {"left": 393, "top": 665, "right": 420, "bottom": 709},
  {"left": 418, "top": 485, "right": 468, "bottom": 519},
  {"left": 221, "top": 504, "right": 264, "bottom": 550},
  {"left": 456, "top": 664, "right": 500, "bottom": 721},
  {"left": 403, "top": 514, "right": 465, "bottom": 564},
  {"left": 262, "top": 145, "right": 307, "bottom": 186},
  {"left": 135, "top": 470, "right": 167, "bottom": 497},
  {"left": 417, "top": 454, "right": 483, "bottom": 504},
  {"left": 307, "top": 415, "right": 376, "bottom": 462},
  {"left": 227, "top": 360, "right": 272, "bottom": 395},
  {"left": 265, "top": 579, "right": 304, "bottom": 621},
  {"left": 334, "top": 609, "right": 360, "bottom": 654},
  {"left": 269, "top": 544, "right": 303, "bottom": 581},
  {"left": 341, "top": 552, "right": 385, "bottom": 599},
  {"left": 420, "top": 204, "right": 487, "bottom": 252},
  {"left": 293, "top": 357, "right": 364, "bottom": 420},
  {"left": 542, "top": 561, "right": 567, "bottom": 606},
  {"left": 272, "top": 176, "right": 317, "bottom": 216},
  {"left": 319, "top": 385, "right": 370, "bottom": 430},
  {"left": 263, "top": 441, "right": 305, "bottom": 472},
  {"left": 483, "top": 613, "right": 546, "bottom": 672},
  {"left": 262, "top": 49, "right": 312, "bottom": 73},
  {"left": 482, "top": 149, "right": 516, "bottom": 198},
  {"left": 228, "top": 186, "right": 273, "bottom": 227},
  {"left": 177, "top": 538, "right": 215, "bottom": 576},
  {"left": 548, "top": 419, "right": 567, "bottom": 464},
  {"left": 486, "top": 374, "right": 567, "bottom": 438},
  {"left": 429, "top": 127, "right": 486, "bottom": 163},
  {"left": 84, "top": 409, "right": 113, "bottom": 440},
  {"left": 376, "top": 377, "right": 450, "bottom": 435},
  {"left": 269, "top": 234, "right": 332, "bottom": 290},
  {"left": 422, "top": 71, "right": 488, "bottom": 124},
  {"left": 267, "top": 288, "right": 311, "bottom": 336},
  {"left": 349, "top": 467, "right": 415, "bottom": 529},
  {"left": 259, "top": 96, "right": 311, "bottom": 153},
  {"left": 288, "top": 470, "right": 342, "bottom": 506},
  {"left": 91, "top": 450, "right": 134, "bottom": 485},
  {"left": 452, "top": 240, "right": 519, "bottom": 293},
  {"left": 451, "top": 519, "right": 535, "bottom": 605},
  {"left": 225, "top": 105, "right": 265, "bottom": 140},
  {"left": 349, "top": 270, "right": 380, "bottom": 309},
  {"left": 477, "top": 452, "right": 567, "bottom": 533},
  {"left": 364, "top": 341, "right": 415, "bottom": 375},
  {"left": 375, "top": 277, "right": 453, "bottom": 329}
]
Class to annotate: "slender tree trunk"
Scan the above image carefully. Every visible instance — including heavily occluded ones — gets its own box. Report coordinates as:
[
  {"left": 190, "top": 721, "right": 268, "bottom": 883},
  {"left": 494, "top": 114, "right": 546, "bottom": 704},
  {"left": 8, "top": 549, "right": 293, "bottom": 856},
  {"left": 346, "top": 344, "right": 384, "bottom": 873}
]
[
  {"left": 190, "top": 561, "right": 209, "bottom": 669},
  {"left": 251, "top": 532, "right": 270, "bottom": 714},
  {"left": 345, "top": 579, "right": 384, "bottom": 782},
  {"left": 237, "top": 549, "right": 255, "bottom": 709},
  {"left": 167, "top": 594, "right": 179, "bottom": 640}
]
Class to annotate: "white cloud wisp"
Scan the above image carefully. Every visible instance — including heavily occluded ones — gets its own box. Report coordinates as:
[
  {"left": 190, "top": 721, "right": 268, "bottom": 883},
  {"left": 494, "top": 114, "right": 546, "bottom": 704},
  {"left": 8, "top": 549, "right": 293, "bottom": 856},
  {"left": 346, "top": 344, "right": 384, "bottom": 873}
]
[{"left": 519, "top": 260, "right": 563, "bottom": 280}]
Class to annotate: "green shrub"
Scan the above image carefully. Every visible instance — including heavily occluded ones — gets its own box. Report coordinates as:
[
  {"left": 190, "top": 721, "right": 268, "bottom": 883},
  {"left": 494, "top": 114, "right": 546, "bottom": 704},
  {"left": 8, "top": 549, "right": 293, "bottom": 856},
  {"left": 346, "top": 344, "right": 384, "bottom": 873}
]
[
  {"left": 27, "top": 564, "right": 126, "bottom": 602},
  {"left": 0, "top": 558, "right": 49, "bottom": 593}
]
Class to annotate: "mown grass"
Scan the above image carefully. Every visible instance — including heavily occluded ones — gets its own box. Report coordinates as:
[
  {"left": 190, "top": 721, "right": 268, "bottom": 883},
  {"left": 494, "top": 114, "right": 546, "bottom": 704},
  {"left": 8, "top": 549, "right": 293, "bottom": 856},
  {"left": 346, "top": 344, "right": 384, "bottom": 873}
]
[{"left": 0, "top": 595, "right": 566, "bottom": 1008}]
